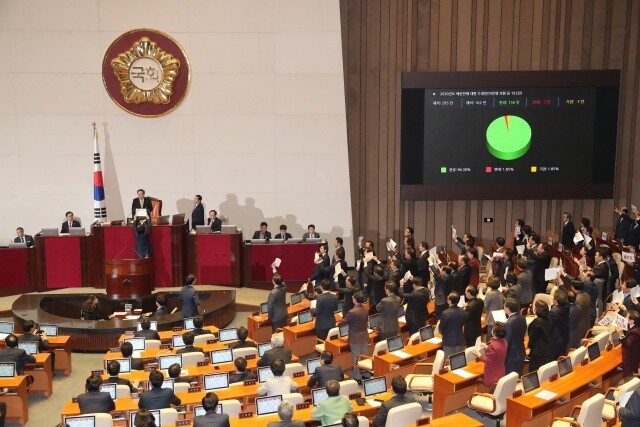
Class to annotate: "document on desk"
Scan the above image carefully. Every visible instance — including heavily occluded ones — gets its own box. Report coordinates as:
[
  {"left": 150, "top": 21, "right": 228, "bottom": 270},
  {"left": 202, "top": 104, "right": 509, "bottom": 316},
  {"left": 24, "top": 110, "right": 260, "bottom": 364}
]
[
  {"left": 366, "top": 399, "right": 382, "bottom": 408},
  {"left": 426, "top": 337, "right": 442, "bottom": 344},
  {"left": 451, "top": 368, "right": 474, "bottom": 378},
  {"left": 534, "top": 390, "right": 558, "bottom": 400},
  {"left": 390, "top": 350, "right": 412, "bottom": 358}
]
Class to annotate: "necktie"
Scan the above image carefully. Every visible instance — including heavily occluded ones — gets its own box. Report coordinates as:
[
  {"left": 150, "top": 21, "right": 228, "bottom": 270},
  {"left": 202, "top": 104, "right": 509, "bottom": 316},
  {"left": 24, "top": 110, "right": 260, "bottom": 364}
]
[
  {"left": 69, "top": 221, "right": 72, "bottom": 229},
  {"left": 21, "top": 237, "right": 24, "bottom": 243}
]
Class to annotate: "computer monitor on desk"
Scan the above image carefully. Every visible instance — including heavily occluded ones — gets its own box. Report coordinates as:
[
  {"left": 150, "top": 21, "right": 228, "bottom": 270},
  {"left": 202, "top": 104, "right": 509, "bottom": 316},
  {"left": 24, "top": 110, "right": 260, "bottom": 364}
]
[
  {"left": 269, "top": 238, "right": 285, "bottom": 244},
  {"left": 363, "top": 376, "right": 387, "bottom": 397},
  {"left": 195, "top": 225, "right": 212, "bottom": 234},
  {"left": 159, "top": 354, "right": 182, "bottom": 370},
  {"left": 305, "top": 238, "right": 322, "bottom": 244},
  {"left": 258, "top": 342, "right": 272, "bottom": 357},
  {"left": 449, "top": 351, "right": 467, "bottom": 370},
  {"left": 387, "top": 335, "right": 404, "bottom": 352},
  {"left": 521, "top": 371, "right": 540, "bottom": 393},
  {"left": 41, "top": 228, "right": 59, "bottom": 236},
  {"left": 306, "top": 357, "right": 321, "bottom": 375},
  {"left": 587, "top": 342, "right": 601, "bottom": 361},
  {"left": 250, "top": 239, "right": 268, "bottom": 245},
  {"left": 104, "top": 358, "right": 131, "bottom": 373},
  {"left": 8, "top": 242, "right": 26, "bottom": 248},
  {"left": 171, "top": 214, "right": 185, "bottom": 225},
  {"left": 156, "top": 215, "right": 170, "bottom": 225},
  {"left": 204, "top": 372, "right": 229, "bottom": 390},
  {"left": 288, "top": 238, "right": 303, "bottom": 243},
  {"left": 298, "top": 310, "right": 313, "bottom": 325},
  {"left": 419, "top": 325, "right": 434, "bottom": 341},
  {"left": 64, "top": 415, "right": 96, "bottom": 427},
  {"left": 256, "top": 395, "right": 282, "bottom": 416},
  {"left": 69, "top": 227, "right": 85, "bottom": 236},
  {"left": 221, "top": 225, "right": 237, "bottom": 234}
]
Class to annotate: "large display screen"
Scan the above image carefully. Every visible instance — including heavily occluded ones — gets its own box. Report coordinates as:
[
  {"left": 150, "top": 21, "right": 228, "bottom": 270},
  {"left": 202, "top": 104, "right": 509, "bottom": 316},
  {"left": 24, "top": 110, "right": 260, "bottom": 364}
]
[{"left": 401, "top": 71, "right": 620, "bottom": 200}]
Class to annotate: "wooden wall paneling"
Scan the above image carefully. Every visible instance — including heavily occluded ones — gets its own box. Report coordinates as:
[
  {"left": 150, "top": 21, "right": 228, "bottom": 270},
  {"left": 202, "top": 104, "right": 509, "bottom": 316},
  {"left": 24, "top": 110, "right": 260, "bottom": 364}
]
[
  {"left": 434, "top": 201, "right": 448, "bottom": 248},
  {"left": 416, "top": 0, "right": 431, "bottom": 70},
  {"left": 511, "top": 0, "right": 522, "bottom": 69},
  {"left": 580, "top": 0, "right": 594, "bottom": 69},
  {"left": 413, "top": 201, "right": 428, "bottom": 244},
  {"left": 468, "top": 201, "right": 479, "bottom": 239},
  {"left": 567, "top": 0, "right": 586, "bottom": 68},
  {"left": 378, "top": 0, "right": 390, "bottom": 243},
  {"left": 438, "top": 0, "right": 454, "bottom": 71},
  {"left": 517, "top": 0, "right": 535, "bottom": 71},
  {"left": 426, "top": 201, "right": 437, "bottom": 248},
  {"left": 480, "top": 201, "right": 495, "bottom": 244},
  {"left": 451, "top": 201, "right": 468, "bottom": 245},
  {"left": 486, "top": 0, "right": 502, "bottom": 70},
  {"left": 532, "top": 200, "right": 542, "bottom": 235},
  {"left": 540, "top": 0, "right": 553, "bottom": 69},
  {"left": 494, "top": 200, "right": 508, "bottom": 242},
  {"left": 390, "top": 0, "right": 402, "bottom": 243},
  {"left": 499, "top": 0, "right": 515, "bottom": 70},
  {"left": 456, "top": 0, "right": 473, "bottom": 71},
  {"left": 626, "top": 1, "right": 640, "bottom": 207},
  {"left": 589, "top": 0, "right": 608, "bottom": 69},
  {"left": 429, "top": 0, "right": 440, "bottom": 70},
  {"left": 530, "top": 0, "right": 545, "bottom": 69}
]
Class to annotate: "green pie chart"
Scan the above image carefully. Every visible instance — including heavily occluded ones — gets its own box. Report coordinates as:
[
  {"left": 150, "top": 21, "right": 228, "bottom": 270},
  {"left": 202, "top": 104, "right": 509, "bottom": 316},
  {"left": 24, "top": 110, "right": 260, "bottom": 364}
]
[{"left": 486, "top": 115, "right": 532, "bottom": 160}]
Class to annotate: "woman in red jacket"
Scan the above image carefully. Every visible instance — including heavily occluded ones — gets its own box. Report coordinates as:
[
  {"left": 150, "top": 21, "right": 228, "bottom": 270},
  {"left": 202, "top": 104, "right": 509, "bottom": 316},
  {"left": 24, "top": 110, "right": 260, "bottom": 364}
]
[
  {"left": 473, "top": 322, "right": 507, "bottom": 388},
  {"left": 620, "top": 310, "right": 640, "bottom": 380},
  {"left": 467, "top": 248, "right": 480, "bottom": 286}
]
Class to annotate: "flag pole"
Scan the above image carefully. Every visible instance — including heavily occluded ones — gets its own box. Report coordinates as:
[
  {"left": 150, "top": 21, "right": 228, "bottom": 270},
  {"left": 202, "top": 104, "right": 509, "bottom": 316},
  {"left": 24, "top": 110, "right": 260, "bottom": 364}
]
[{"left": 93, "top": 122, "right": 107, "bottom": 222}]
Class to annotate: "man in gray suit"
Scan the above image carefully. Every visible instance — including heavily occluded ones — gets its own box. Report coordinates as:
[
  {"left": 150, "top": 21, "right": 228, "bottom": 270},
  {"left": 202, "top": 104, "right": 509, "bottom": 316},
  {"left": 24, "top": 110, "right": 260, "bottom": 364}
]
[
  {"left": 516, "top": 259, "right": 534, "bottom": 307},
  {"left": 257, "top": 333, "right": 292, "bottom": 367},
  {"left": 77, "top": 374, "right": 115, "bottom": 414},
  {"left": 307, "top": 350, "right": 344, "bottom": 388},
  {"left": 267, "top": 273, "right": 288, "bottom": 332},
  {"left": 0, "top": 334, "right": 35, "bottom": 375},
  {"left": 193, "top": 391, "right": 230, "bottom": 427},
  {"left": 266, "top": 401, "right": 305, "bottom": 427},
  {"left": 138, "top": 370, "right": 181, "bottom": 409},
  {"left": 439, "top": 292, "right": 466, "bottom": 358},
  {"left": 179, "top": 274, "right": 200, "bottom": 318},
  {"left": 372, "top": 376, "right": 416, "bottom": 427},
  {"left": 302, "top": 224, "right": 320, "bottom": 242},
  {"left": 376, "top": 281, "right": 401, "bottom": 340},
  {"left": 504, "top": 298, "right": 527, "bottom": 375},
  {"left": 337, "top": 291, "right": 369, "bottom": 382},
  {"left": 313, "top": 281, "right": 339, "bottom": 340}
]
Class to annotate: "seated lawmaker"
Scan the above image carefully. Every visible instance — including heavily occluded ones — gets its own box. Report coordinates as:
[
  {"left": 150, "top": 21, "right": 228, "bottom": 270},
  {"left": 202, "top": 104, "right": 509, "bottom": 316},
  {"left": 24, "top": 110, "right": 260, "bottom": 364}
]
[
  {"left": 104, "top": 359, "right": 138, "bottom": 393},
  {"left": 194, "top": 392, "right": 230, "bottom": 427},
  {"left": 138, "top": 370, "right": 181, "bottom": 409},
  {"left": 302, "top": 224, "right": 320, "bottom": 241},
  {"left": 275, "top": 224, "right": 292, "bottom": 241},
  {"left": 228, "top": 326, "right": 256, "bottom": 350},
  {"left": 120, "top": 341, "right": 144, "bottom": 370},
  {"left": 77, "top": 374, "right": 115, "bottom": 414},
  {"left": 372, "top": 376, "right": 415, "bottom": 427},
  {"left": 229, "top": 357, "right": 255, "bottom": 384},
  {"left": 0, "top": 334, "right": 35, "bottom": 375},
  {"left": 307, "top": 350, "right": 344, "bottom": 388},
  {"left": 167, "top": 363, "right": 191, "bottom": 384},
  {"left": 208, "top": 210, "right": 222, "bottom": 232},
  {"left": 191, "top": 315, "right": 212, "bottom": 336},
  {"left": 252, "top": 222, "right": 272, "bottom": 240},
  {"left": 266, "top": 401, "right": 305, "bottom": 427},
  {"left": 176, "top": 331, "right": 204, "bottom": 354},
  {"left": 131, "top": 188, "right": 153, "bottom": 218},
  {"left": 310, "top": 380, "right": 353, "bottom": 425},
  {"left": 257, "top": 333, "right": 292, "bottom": 367},
  {"left": 14, "top": 227, "right": 34, "bottom": 247},
  {"left": 134, "top": 317, "right": 160, "bottom": 340},
  {"left": 257, "top": 359, "right": 298, "bottom": 397},
  {"left": 143, "top": 294, "right": 168, "bottom": 318},
  {"left": 19, "top": 319, "right": 55, "bottom": 370},
  {"left": 133, "top": 409, "right": 156, "bottom": 427},
  {"left": 61, "top": 211, "right": 81, "bottom": 233},
  {"left": 81, "top": 295, "right": 113, "bottom": 320}
]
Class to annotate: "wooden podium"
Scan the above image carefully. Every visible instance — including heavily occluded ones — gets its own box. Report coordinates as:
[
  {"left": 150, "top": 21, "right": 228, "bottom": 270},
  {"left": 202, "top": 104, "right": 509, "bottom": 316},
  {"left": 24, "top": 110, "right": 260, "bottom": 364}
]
[{"left": 104, "top": 258, "right": 153, "bottom": 298}]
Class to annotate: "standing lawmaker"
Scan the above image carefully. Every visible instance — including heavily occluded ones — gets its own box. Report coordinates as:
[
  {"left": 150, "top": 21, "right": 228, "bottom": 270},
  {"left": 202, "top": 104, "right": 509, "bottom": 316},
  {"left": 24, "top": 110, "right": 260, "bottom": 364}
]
[
  {"left": 191, "top": 195, "right": 205, "bottom": 229},
  {"left": 180, "top": 274, "right": 200, "bottom": 318}
]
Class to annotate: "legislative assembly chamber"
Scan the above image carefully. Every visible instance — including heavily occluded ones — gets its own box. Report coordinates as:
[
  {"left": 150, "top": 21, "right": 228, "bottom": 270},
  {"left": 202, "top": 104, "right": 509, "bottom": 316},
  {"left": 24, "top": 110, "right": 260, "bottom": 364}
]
[{"left": 1, "top": 1, "right": 640, "bottom": 426}]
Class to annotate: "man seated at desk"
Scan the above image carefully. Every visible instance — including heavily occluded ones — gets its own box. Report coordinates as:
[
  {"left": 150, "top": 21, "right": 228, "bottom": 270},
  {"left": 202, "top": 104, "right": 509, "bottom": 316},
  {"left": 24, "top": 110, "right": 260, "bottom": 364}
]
[
  {"left": 192, "top": 315, "right": 213, "bottom": 337},
  {"left": 267, "top": 401, "right": 305, "bottom": 427},
  {"left": 372, "top": 376, "right": 415, "bottom": 427},
  {"left": 13, "top": 227, "right": 34, "bottom": 247},
  {"left": 194, "top": 392, "right": 230, "bottom": 427},
  {"left": 120, "top": 342, "right": 144, "bottom": 371},
  {"left": 19, "top": 319, "right": 54, "bottom": 370},
  {"left": 0, "top": 334, "right": 35, "bottom": 374},
  {"left": 275, "top": 224, "right": 292, "bottom": 241},
  {"left": 229, "top": 357, "right": 254, "bottom": 384},
  {"left": 257, "top": 359, "right": 298, "bottom": 397},
  {"left": 139, "top": 370, "right": 181, "bottom": 410},
  {"left": 134, "top": 317, "right": 160, "bottom": 340},
  {"left": 307, "top": 350, "right": 344, "bottom": 388},
  {"left": 61, "top": 211, "right": 80, "bottom": 234},
  {"left": 143, "top": 294, "right": 168, "bottom": 318},
  {"left": 208, "top": 210, "right": 222, "bottom": 233},
  {"left": 104, "top": 359, "right": 138, "bottom": 393},
  {"left": 302, "top": 224, "right": 320, "bottom": 242},
  {"left": 176, "top": 331, "right": 204, "bottom": 354},
  {"left": 77, "top": 374, "right": 116, "bottom": 414},
  {"left": 228, "top": 326, "right": 256, "bottom": 350},
  {"left": 258, "top": 333, "right": 292, "bottom": 367},
  {"left": 167, "top": 363, "right": 191, "bottom": 384},
  {"left": 252, "top": 222, "right": 272, "bottom": 240},
  {"left": 131, "top": 189, "right": 153, "bottom": 218},
  {"left": 310, "top": 380, "right": 353, "bottom": 425}
]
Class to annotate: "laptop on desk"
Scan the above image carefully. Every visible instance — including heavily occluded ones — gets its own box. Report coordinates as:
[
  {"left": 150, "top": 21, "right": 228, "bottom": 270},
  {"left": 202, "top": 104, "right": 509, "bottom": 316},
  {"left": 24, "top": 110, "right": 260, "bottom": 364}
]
[{"left": 521, "top": 371, "right": 540, "bottom": 393}]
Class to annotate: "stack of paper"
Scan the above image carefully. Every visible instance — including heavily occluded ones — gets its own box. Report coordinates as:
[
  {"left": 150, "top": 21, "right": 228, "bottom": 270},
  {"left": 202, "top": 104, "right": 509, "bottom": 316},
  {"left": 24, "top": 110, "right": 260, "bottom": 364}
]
[
  {"left": 534, "top": 390, "right": 558, "bottom": 400},
  {"left": 390, "top": 350, "right": 412, "bottom": 358},
  {"left": 451, "top": 369, "right": 474, "bottom": 378},
  {"left": 573, "top": 232, "right": 584, "bottom": 244}
]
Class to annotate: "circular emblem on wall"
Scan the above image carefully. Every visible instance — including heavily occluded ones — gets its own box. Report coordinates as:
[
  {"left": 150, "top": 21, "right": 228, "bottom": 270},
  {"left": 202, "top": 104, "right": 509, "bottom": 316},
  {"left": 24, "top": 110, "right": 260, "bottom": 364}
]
[{"left": 102, "top": 29, "right": 191, "bottom": 118}]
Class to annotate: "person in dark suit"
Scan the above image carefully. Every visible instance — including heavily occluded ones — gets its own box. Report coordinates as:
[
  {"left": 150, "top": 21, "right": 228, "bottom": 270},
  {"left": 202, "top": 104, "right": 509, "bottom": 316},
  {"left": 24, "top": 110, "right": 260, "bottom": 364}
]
[
  {"left": 266, "top": 400, "right": 305, "bottom": 427},
  {"left": 560, "top": 212, "right": 576, "bottom": 249},
  {"left": 193, "top": 391, "right": 230, "bottom": 427},
  {"left": 504, "top": 298, "right": 527, "bottom": 375},
  {"left": 274, "top": 225, "right": 292, "bottom": 241},
  {"left": 104, "top": 359, "right": 138, "bottom": 393},
  {"left": 267, "top": 273, "right": 287, "bottom": 332},
  {"left": 81, "top": 295, "right": 112, "bottom": 321},
  {"left": 337, "top": 275, "right": 360, "bottom": 317},
  {"left": 504, "top": 272, "right": 522, "bottom": 303},
  {"left": 302, "top": 224, "right": 320, "bottom": 242},
  {"left": 61, "top": 211, "right": 81, "bottom": 233},
  {"left": 176, "top": 331, "right": 204, "bottom": 354},
  {"left": 452, "top": 255, "right": 472, "bottom": 296},
  {"left": 252, "top": 222, "right": 272, "bottom": 240},
  {"left": 365, "top": 262, "right": 387, "bottom": 312},
  {"left": 464, "top": 286, "right": 484, "bottom": 347},
  {"left": 19, "top": 319, "right": 54, "bottom": 370},
  {"left": 372, "top": 376, "right": 416, "bottom": 427},
  {"left": 77, "top": 374, "right": 115, "bottom": 414},
  {"left": 133, "top": 409, "right": 156, "bottom": 427},
  {"left": 527, "top": 242, "right": 551, "bottom": 295},
  {"left": 133, "top": 217, "right": 152, "bottom": 259},
  {"left": 13, "top": 227, "right": 34, "bottom": 247},
  {"left": 134, "top": 317, "right": 160, "bottom": 340},
  {"left": 337, "top": 291, "right": 369, "bottom": 381},
  {"left": 307, "top": 350, "right": 344, "bottom": 388},
  {"left": 527, "top": 300, "right": 552, "bottom": 372},
  {"left": 549, "top": 289, "right": 570, "bottom": 360},
  {"left": 228, "top": 326, "right": 257, "bottom": 349},
  {"left": 167, "top": 363, "right": 192, "bottom": 384},
  {"left": 191, "top": 315, "right": 213, "bottom": 336},
  {"left": 0, "top": 334, "right": 35, "bottom": 375},
  {"left": 131, "top": 189, "right": 153, "bottom": 218},
  {"left": 138, "top": 370, "right": 181, "bottom": 409},
  {"left": 614, "top": 206, "right": 634, "bottom": 243},
  {"left": 310, "top": 243, "right": 331, "bottom": 283},
  {"left": 313, "top": 281, "right": 339, "bottom": 340},
  {"left": 120, "top": 342, "right": 144, "bottom": 371},
  {"left": 440, "top": 292, "right": 466, "bottom": 358},
  {"left": 326, "top": 247, "right": 348, "bottom": 290},
  {"left": 180, "top": 274, "right": 200, "bottom": 318},
  {"left": 398, "top": 277, "right": 430, "bottom": 334},
  {"left": 629, "top": 216, "right": 640, "bottom": 248},
  {"left": 512, "top": 219, "right": 526, "bottom": 250},
  {"left": 207, "top": 210, "right": 222, "bottom": 232},
  {"left": 228, "top": 357, "right": 255, "bottom": 383},
  {"left": 431, "top": 263, "right": 452, "bottom": 319},
  {"left": 567, "top": 291, "right": 584, "bottom": 349},
  {"left": 618, "top": 388, "right": 640, "bottom": 426},
  {"left": 416, "top": 241, "right": 431, "bottom": 285},
  {"left": 516, "top": 260, "right": 534, "bottom": 307},
  {"left": 376, "top": 282, "right": 401, "bottom": 340},
  {"left": 144, "top": 294, "right": 168, "bottom": 318},
  {"left": 191, "top": 195, "right": 205, "bottom": 230},
  {"left": 387, "top": 259, "right": 404, "bottom": 291},
  {"left": 257, "top": 333, "right": 292, "bottom": 367}
]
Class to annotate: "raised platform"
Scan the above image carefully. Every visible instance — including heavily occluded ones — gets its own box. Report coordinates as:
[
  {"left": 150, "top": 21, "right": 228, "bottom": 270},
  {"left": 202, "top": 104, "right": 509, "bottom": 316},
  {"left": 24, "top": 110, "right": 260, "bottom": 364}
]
[{"left": 11, "top": 290, "right": 236, "bottom": 352}]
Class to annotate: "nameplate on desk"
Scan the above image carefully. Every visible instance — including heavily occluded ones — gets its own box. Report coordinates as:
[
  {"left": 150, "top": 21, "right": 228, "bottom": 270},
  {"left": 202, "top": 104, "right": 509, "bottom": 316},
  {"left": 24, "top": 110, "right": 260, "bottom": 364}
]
[
  {"left": 112, "top": 412, "right": 125, "bottom": 420},
  {"left": 239, "top": 412, "right": 253, "bottom": 419},
  {"left": 245, "top": 354, "right": 256, "bottom": 360},
  {"left": 416, "top": 417, "right": 430, "bottom": 426},
  {"left": 160, "top": 344, "right": 171, "bottom": 349},
  {"left": 550, "top": 373, "right": 559, "bottom": 382},
  {"left": 243, "top": 379, "right": 256, "bottom": 386},
  {"left": 176, "top": 405, "right": 186, "bottom": 413},
  {"left": 296, "top": 403, "right": 310, "bottom": 410},
  {"left": 513, "top": 389, "right": 523, "bottom": 398},
  {"left": 176, "top": 420, "right": 191, "bottom": 426},
  {"left": 125, "top": 331, "right": 135, "bottom": 336},
  {"left": 72, "top": 397, "right": 78, "bottom": 403},
  {"left": 293, "top": 371, "right": 305, "bottom": 378},
  {"left": 173, "top": 327, "right": 182, "bottom": 332},
  {"left": 91, "top": 370, "right": 104, "bottom": 375},
  {"left": 131, "top": 393, "right": 140, "bottom": 399},
  {"left": 207, "top": 339, "right": 217, "bottom": 344},
  {"left": 188, "top": 386, "right": 201, "bottom": 393},
  {"left": 110, "top": 347, "right": 120, "bottom": 352},
  {"left": 197, "top": 361, "right": 208, "bottom": 367},
  {"left": 349, "top": 392, "right": 361, "bottom": 400},
  {"left": 144, "top": 366, "right": 156, "bottom": 372},
  {"left": 581, "top": 358, "right": 589, "bottom": 366}
]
